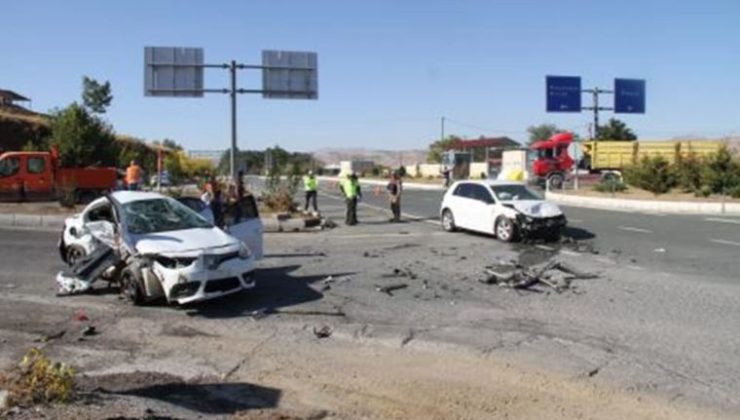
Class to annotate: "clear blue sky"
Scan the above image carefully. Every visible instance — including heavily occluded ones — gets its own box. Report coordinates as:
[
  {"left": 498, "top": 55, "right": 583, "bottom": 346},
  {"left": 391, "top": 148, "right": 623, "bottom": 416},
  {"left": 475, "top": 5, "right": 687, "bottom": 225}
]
[{"left": 4, "top": 0, "right": 739, "bottom": 152}]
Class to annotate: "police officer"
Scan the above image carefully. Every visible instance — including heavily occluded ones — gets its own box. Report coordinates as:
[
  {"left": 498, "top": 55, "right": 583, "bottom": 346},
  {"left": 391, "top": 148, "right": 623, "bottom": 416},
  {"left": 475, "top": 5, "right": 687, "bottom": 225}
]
[
  {"left": 303, "top": 170, "right": 318, "bottom": 213},
  {"left": 340, "top": 172, "right": 361, "bottom": 225}
]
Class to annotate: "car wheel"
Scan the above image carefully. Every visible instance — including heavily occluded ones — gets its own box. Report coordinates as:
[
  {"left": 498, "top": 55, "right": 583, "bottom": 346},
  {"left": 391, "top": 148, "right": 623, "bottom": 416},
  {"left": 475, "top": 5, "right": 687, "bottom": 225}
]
[
  {"left": 441, "top": 209, "right": 456, "bottom": 232},
  {"left": 120, "top": 266, "right": 145, "bottom": 306},
  {"left": 495, "top": 217, "right": 517, "bottom": 243},
  {"left": 65, "top": 245, "right": 86, "bottom": 266}
]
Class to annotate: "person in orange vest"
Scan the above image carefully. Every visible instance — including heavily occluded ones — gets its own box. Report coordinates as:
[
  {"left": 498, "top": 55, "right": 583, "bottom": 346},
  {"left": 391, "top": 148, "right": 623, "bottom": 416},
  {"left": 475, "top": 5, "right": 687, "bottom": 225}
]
[{"left": 125, "top": 160, "right": 142, "bottom": 191}]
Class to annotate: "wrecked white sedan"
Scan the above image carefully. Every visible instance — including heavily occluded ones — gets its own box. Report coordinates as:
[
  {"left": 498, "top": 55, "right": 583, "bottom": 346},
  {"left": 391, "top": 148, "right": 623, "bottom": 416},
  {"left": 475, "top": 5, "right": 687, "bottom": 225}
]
[
  {"left": 57, "top": 191, "right": 263, "bottom": 305},
  {"left": 440, "top": 180, "right": 566, "bottom": 242}
]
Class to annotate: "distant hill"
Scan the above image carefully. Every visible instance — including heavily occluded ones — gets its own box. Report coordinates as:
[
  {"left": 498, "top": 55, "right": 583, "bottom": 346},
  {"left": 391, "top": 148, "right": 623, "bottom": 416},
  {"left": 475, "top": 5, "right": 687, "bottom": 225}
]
[{"left": 312, "top": 147, "right": 429, "bottom": 167}]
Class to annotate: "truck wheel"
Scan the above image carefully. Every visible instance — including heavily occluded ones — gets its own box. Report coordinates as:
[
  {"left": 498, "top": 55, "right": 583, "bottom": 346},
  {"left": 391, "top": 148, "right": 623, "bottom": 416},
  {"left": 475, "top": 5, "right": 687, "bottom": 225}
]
[
  {"left": 548, "top": 173, "right": 564, "bottom": 190},
  {"left": 441, "top": 209, "right": 457, "bottom": 232},
  {"left": 65, "top": 245, "right": 86, "bottom": 266},
  {"left": 120, "top": 266, "right": 145, "bottom": 306},
  {"left": 495, "top": 217, "right": 518, "bottom": 243}
]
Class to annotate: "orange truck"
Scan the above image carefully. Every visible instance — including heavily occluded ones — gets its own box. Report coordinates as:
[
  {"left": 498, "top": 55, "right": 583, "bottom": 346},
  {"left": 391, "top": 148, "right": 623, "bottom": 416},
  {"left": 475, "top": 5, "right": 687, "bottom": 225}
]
[{"left": 0, "top": 148, "right": 117, "bottom": 203}]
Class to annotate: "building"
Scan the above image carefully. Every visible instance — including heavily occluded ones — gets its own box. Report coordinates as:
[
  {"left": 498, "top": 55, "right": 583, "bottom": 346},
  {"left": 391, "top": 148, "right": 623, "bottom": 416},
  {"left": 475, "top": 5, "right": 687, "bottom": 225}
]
[
  {"left": 0, "top": 89, "right": 30, "bottom": 108},
  {"left": 187, "top": 150, "right": 224, "bottom": 166},
  {"left": 443, "top": 136, "right": 522, "bottom": 179},
  {"left": 340, "top": 160, "right": 375, "bottom": 176}
]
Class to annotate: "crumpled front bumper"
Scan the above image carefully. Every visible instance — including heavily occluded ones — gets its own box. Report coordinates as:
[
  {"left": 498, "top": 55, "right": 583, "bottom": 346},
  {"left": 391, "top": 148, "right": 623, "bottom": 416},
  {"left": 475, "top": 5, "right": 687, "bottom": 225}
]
[
  {"left": 151, "top": 253, "right": 256, "bottom": 305},
  {"left": 516, "top": 214, "right": 567, "bottom": 236}
]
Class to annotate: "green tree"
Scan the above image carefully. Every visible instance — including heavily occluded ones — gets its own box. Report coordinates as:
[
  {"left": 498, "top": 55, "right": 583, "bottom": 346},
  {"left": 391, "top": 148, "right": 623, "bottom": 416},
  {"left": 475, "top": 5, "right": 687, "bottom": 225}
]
[
  {"left": 702, "top": 146, "right": 740, "bottom": 194},
  {"left": 526, "top": 124, "right": 563, "bottom": 145},
  {"left": 427, "top": 135, "right": 459, "bottom": 163},
  {"left": 596, "top": 118, "right": 637, "bottom": 141},
  {"left": 82, "top": 76, "right": 113, "bottom": 114},
  {"left": 50, "top": 103, "right": 118, "bottom": 167},
  {"left": 623, "top": 156, "right": 676, "bottom": 195}
]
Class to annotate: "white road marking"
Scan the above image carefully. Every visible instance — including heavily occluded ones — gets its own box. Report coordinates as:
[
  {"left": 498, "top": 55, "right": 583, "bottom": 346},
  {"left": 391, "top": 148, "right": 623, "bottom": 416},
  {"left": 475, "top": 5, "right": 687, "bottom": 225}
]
[
  {"left": 626, "top": 265, "right": 645, "bottom": 271},
  {"left": 321, "top": 188, "right": 440, "bottom": 226},
  {"left": 568, "top": 218, "right": 583, "bottom": 223},
  {"left": 332, "top": 232, "right": 445, "bottom": 239},
  {"left": 535, "top": 245, "right": 555, "bottom": 252},
  {"left": 618, "top": 226, "right": 653, "bottom": 234},
  {"left": 709, "top": 238, "right": 740, "bottom": 247},
  {"left": 705, "top": 218, "right": 740, "bottom": 225}
]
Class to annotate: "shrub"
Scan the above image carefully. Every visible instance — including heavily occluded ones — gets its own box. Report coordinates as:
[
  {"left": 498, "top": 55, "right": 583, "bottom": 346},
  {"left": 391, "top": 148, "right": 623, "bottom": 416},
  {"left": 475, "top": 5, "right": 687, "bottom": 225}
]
[
  {"left": 702, "top": 146, "right": 740, "bottom": 194},
  {"left": 623, "top": 156, "right": 676, "bottom": 195},
  {"left": 697, "top": 185, "right": 712, "bottom": 198},
  {"left": 729, "top": 185, "right": 740, "bottom": 199},
  {"left": 0, "top": 348, "right": 76, "bottom": 408},
  {"left": 675, "top": 153, "right": 704, "bottom": 193},
  {"left": 593, "top": 178, "right": 627, "bottom": 193}
]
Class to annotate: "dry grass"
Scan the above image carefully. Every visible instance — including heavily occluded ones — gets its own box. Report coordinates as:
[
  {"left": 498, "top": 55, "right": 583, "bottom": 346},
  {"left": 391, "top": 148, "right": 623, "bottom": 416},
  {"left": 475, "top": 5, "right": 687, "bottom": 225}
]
[{"left": 0, "top": 348, "right": 76, "bottom": 409}]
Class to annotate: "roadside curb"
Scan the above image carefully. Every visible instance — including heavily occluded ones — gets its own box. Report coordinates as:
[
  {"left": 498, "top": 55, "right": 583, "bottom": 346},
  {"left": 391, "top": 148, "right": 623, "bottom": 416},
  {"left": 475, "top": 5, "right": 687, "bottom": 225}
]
[
  {"left": 0, "top": 213, "right": 68, "bottom": 230},
  {"left": 546, "top": 191, "right": 740, "bottom": 215}
]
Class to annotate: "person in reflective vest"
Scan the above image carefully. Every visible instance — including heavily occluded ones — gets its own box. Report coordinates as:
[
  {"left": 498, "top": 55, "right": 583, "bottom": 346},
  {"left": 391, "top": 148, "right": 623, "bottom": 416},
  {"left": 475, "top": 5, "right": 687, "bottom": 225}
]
[
  {"left": 303, "top": 170, "right": 318, "bottom": 213},
  {"left": 339, "top": 172, "right": 361, "bottom": 225}
]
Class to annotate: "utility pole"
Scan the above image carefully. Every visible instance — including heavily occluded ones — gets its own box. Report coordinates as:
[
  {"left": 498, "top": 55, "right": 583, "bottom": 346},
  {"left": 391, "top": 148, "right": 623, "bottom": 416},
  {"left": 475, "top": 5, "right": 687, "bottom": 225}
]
[
  {"left": 582, "top": 87, "right": 613, "bottom": 140},
  {"left": 441, "top": 116, "right": 446, "bottom": 142}
]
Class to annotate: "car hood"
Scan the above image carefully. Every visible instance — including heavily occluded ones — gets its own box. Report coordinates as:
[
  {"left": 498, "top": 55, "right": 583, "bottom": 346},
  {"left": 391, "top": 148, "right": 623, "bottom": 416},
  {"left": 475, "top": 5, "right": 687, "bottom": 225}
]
[
  {"left": 132, "top": 227, "right": 239, "bottom": 255},
  {"left": 504, "top": 200, "right": 562, "bottom": 218}
]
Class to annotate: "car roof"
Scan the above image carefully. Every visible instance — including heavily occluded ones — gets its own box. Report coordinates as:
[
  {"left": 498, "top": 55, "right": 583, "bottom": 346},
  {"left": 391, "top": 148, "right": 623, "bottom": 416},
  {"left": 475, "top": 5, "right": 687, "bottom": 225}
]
[
  {"left": 452, "top": 180, "right": 527, "bottom": 187},
  {"left": 110, "top": 191, "right": 167, "bottom": 204}
]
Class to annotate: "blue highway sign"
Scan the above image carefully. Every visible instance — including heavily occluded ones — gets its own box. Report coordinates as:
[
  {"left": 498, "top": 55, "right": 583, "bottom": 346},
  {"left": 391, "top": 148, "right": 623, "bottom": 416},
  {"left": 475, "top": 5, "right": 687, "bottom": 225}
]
[{"left": 546, "top": 76, "right": 582, "bottom": 112}]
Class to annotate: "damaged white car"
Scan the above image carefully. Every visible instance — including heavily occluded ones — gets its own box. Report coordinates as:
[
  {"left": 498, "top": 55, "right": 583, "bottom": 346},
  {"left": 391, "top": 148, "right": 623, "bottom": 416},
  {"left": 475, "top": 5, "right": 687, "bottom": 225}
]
[
  {"left": 440, "top": 180, "right": 567, "bottom": 242},
  {"left": 57, "top": 191, "right": 263, "bottom": 305}
]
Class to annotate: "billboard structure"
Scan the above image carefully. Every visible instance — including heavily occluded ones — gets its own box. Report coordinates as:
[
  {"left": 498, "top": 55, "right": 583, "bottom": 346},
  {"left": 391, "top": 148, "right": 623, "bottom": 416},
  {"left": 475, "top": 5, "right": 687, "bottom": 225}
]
[{"left": 144, "top": 46, "right": 319, "bottom": 178}]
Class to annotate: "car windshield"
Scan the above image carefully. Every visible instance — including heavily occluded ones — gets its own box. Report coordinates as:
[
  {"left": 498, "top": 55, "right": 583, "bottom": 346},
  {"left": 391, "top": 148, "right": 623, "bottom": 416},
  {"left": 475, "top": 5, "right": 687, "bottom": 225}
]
[
  {"left": 122, "top": 197, "right": 212, "bottom": 234},
  {"left": 490, "top": 184, "right": 541, "bottom": 201}
]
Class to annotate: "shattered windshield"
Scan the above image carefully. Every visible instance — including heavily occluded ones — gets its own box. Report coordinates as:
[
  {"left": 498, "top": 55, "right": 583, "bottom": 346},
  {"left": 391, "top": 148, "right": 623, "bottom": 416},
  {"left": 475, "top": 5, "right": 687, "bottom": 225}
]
[
  {"left": 122, "top": 198, "right": 212, "bottom": 235},
  {"left": 490, "top": 184, "right": 542, "bottom": 201}
]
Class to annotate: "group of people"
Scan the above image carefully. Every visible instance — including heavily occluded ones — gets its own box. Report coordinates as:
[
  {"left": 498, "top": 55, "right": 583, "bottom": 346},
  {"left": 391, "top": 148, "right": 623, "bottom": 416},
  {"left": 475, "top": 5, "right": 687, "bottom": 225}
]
[
  {"left": 201, "top": 171, "right": 246, "bottom": 228},
  {"left": 302, "top": 170, "right": 403, "bottom": 226}
]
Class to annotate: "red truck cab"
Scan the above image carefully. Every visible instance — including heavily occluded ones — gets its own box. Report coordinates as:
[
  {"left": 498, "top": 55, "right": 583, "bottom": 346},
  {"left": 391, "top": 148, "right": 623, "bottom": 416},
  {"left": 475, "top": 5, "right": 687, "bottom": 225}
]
[
  {"left": 530, "top": 132, "right": 574, "bottom": 189},
  {"left": 0, "top": 150, "right": 117, "bottom": 202}
]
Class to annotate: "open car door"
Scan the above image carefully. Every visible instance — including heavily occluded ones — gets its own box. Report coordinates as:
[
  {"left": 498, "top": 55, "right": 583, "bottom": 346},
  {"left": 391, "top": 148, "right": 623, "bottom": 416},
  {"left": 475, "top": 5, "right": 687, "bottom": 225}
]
[
  {"left": 176, "top": 196, "right": 215, "bottom": 224},
  {"left": 224, "top": 195, "right": 263, "bottom": 260}
]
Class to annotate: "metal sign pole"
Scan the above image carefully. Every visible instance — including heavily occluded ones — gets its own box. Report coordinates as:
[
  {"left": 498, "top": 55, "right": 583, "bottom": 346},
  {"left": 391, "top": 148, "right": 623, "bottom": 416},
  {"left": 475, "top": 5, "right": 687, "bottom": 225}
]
[{"left": 230, "top": 60, "right": 237, "bottom": 181}]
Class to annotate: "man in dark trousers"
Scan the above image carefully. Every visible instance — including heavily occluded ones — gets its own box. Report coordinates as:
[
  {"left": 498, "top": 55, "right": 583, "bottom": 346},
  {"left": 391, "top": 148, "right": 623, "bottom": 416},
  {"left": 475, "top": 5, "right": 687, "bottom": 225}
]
[
  {"left": 340, "top": 172, "right": 361, "bottom": 225},
  {"left": 303, "top": 170, "right": 319, "bottom": 213},
  {"left": 387, "top": 171, "right": 402, "bottom": 222}
]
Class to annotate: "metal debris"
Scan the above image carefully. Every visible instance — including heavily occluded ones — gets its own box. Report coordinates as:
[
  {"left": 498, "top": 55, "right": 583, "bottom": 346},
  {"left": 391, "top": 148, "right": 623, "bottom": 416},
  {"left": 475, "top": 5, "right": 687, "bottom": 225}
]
[
  {"left": 313, "top": 325, "right": 333, "bottom": 339},
  {"left": 481, "top": 259, "right": 596, "bottom": 293},
  {"left": 375, "top": 283, "right": 408, "bottom": 296}
]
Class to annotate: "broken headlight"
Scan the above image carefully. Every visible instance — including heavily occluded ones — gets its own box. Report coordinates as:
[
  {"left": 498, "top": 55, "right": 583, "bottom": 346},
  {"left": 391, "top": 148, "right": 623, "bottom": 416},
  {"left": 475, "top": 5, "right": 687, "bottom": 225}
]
[
  {"left": 238, "top": 243, "right": 252, "bottom": 259},
  {"left": 155, "top": 256, "right": 196, "bottom": 269}
]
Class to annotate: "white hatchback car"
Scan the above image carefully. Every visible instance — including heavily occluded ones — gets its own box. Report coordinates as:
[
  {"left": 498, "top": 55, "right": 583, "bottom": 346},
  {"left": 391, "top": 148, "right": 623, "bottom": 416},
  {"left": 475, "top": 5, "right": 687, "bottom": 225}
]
[
  {"left": 440, "top": 180, "right": 566, "bottom": 242},
  {"left": 58, "top": 191, "right": 263, "bottom": 305}
]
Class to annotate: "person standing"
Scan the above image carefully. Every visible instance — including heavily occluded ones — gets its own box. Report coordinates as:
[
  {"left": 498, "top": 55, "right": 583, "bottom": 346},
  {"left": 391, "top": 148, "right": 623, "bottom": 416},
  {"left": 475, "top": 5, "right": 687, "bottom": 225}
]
[
  {"left": 340, "top": 172, "right": 361, "bottom": 225},
  {"left": 303, "top": 170, "right": 319, "bottom": 213},
  {"left": 125, "top": 160, "right": 142, "bottom": 191},
  {"left": 442, "top": 167, "right": 451, "bottom": 189},
  {"left": 387, "top": 171, "right": 402, "bottom": 222}
]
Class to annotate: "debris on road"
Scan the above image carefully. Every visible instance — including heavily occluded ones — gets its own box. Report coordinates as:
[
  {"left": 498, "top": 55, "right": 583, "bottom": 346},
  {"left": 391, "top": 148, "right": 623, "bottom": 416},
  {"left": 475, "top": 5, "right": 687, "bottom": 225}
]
[
  {"left": 313, "top": 325, "right": 333, "bottom": 339},
  {"left": 375, "top": 283, "right": 408, "bottom": 296},
  {"left": 653, "top": 248, "right": 666, "bottom": 253},
  {"left": 73, "top": 309, "right": 89, "bottom": 322},
  {"left": 37, "top": 330, "right": 66, "bottom": 343},
  {"left": 81, "top": 326, "right": 97, "bottom": 337},
  {"left": 56, "top": 245, "right": 120, "bottom": 296},
  {"left": 481, "top": 259, "right": 596, "bottom": 293},
  {"left": 382, "top": 268, "right": 418, "bottom": 280}
]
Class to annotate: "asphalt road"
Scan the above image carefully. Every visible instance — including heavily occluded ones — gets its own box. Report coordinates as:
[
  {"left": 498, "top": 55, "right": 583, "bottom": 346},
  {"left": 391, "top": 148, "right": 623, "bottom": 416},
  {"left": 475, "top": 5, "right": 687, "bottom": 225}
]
[
  {"left": 314, "top": 182, "right": 740, "bottom": 283},
  {"left": 2, "top": 193, "right": 740, "bottom": 414}
]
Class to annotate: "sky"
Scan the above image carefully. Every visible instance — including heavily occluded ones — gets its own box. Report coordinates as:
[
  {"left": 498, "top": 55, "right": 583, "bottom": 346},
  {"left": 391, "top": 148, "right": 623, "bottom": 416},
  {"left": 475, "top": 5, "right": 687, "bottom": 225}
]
[{"left": 3, "top": 0, "right": 739, "bottom": 152}]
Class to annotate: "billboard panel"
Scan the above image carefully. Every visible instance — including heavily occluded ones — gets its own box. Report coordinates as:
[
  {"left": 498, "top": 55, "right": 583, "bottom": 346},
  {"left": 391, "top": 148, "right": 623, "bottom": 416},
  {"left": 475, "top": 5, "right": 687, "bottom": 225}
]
[
  {"left": 546, "top": 76, "right": 581, "bottom": 112},
  {"left": 262, "top": 50, "right": 318, "bottom": 99},
  {"left": 144, "top": 47, "right": 204, "bottom": 97},
  {"left": 614, "top": 78, "right": 645, "bottom": 113}
]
